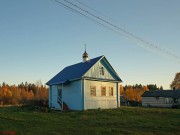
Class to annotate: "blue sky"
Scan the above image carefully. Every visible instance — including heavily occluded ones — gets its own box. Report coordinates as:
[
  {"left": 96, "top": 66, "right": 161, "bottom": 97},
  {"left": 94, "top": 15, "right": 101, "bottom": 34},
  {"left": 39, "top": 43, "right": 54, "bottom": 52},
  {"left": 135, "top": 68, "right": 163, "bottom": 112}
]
[{"left": 0, "top": 0, "right": 180, "bottom": 89}]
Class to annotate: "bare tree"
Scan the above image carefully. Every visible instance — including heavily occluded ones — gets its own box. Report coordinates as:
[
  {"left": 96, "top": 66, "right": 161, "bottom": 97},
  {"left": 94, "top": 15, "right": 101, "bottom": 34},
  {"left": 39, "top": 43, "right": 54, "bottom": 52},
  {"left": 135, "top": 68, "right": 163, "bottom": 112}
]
[{"left": 35, "top": 80, "right": 42, "bottom": 88}]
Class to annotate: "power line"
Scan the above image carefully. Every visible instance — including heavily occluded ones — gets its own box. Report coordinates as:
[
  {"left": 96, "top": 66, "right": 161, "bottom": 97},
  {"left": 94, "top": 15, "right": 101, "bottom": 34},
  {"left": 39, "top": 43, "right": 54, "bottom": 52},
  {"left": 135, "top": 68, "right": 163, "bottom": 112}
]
[
  {"left": 74, "top": 0, "right": 126, "bottom": 28},
  {"left": 49, "top": 0, "right": 180, "bottom": 62},
  {"left": 64, "top": 0, "right": 180, "bottom": 61},
  {"left": 49, "top": 0, "right": 126, "bottom": 36}
]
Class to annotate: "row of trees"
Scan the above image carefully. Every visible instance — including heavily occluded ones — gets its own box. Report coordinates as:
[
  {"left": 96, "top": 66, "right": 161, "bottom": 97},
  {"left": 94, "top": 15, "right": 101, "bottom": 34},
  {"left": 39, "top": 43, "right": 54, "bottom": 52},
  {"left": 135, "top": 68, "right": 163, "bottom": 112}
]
[
  {"left": 1, "top": 78, "right": 177, "bottom": 106},
  {"left": 120, "top": 84, "right": 163, "bottom": 102},
  {"left": 0, "top": 82, "right": 48, "bottom": 105}
]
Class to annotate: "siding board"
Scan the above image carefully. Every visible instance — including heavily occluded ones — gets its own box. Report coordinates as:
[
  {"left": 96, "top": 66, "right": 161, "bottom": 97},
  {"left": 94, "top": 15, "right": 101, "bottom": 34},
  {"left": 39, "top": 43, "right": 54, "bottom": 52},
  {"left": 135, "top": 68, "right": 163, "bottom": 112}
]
[
  {"left": 84, "top": 59, "right": 114, "bottom": 80},
  {"left": 84, "top": 80, "right": 118, "bottom": 109},
  {"left": 142, "top": 97, "right": 173, "bottom": 108}
]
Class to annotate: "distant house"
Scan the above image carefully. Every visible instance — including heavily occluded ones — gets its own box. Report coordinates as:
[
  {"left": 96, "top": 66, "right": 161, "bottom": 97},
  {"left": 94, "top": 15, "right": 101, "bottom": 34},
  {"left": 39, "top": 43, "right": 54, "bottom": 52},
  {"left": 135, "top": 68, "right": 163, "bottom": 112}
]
[
  {"left": 142, "top": 90, "right": 180, "bottom": 108},
  {"left": 46, "top": 51, "right": 122, "bottom": 110}
]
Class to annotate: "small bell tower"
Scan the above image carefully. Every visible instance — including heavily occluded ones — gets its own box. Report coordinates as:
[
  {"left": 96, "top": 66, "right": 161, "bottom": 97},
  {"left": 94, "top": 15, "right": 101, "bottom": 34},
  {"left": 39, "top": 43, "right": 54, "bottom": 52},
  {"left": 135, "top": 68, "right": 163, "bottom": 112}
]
[{"left": 83, "top": 44, "right": 89, "bottom": 62}]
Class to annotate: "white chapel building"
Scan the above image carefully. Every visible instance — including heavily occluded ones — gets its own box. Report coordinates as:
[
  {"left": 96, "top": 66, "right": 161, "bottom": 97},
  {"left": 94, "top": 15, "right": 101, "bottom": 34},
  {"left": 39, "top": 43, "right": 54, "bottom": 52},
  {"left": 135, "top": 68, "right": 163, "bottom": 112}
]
[{"left": 46, "top": 51, "right": 122, "bottom": 110}]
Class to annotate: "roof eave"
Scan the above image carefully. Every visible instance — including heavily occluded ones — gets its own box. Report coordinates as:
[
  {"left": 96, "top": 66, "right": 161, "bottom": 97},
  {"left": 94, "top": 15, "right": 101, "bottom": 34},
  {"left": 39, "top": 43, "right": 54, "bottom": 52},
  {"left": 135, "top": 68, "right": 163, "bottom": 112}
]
[
  {"left": 46, "top": 78, "right": 82, "bottom": 86},
  {"left": 82, "top": 77, "right": 122, "bottom": 83},
  {"left": 102, "top": 56, "right": 122, "bottom": 81}
]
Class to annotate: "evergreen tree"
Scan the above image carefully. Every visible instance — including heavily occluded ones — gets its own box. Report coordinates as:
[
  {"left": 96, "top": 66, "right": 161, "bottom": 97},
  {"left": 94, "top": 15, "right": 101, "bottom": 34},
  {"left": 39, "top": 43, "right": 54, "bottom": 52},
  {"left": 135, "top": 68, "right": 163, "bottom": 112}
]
[{"left": 171, "top": 72, "right": 180, "bottom": 89}]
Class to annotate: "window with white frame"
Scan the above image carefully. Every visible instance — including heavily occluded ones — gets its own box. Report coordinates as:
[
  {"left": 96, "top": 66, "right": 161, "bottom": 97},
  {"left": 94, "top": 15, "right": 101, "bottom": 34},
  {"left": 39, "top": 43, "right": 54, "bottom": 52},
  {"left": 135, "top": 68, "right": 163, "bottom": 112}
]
[
  {"left": 109, "top": 87, "right": 113, "bottom": 96},
  {"left": 165, "top": 98, "right": 172, "bottom": 104},
  {"left": 90, "top": 86, "right": 96, "bottom": 96},
  {"left": 101, "top": 86, "right": 106, "bottom": 96}
]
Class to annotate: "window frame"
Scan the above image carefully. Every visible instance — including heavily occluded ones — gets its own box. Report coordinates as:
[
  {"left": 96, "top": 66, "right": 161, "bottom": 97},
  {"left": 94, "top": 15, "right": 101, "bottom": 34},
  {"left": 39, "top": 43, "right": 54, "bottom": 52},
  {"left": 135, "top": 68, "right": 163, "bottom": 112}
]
[
  {"left": 165, "top": 98, "right": 172, "bottom": 104},
  {"left": 90, "top": 86, "right": 96, "bottom": 97},
  {"left": 99, "top": 67, "right": 104, "bottom": 76},
  {"left": 155, "top": 97, "right": 159, "bottom": 100},
  {"left": 101, "top": 86, "right": 106, "bottom": 96},
  {"left": 109, "top": 87, "right": 113, "bottom": 96}
]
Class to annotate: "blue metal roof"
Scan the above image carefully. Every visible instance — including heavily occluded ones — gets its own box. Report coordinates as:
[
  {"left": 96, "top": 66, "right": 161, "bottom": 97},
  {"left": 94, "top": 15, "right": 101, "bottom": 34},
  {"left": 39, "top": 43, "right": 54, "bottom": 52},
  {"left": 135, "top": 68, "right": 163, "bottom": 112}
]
[{"left": 46, "top": 56, "right": 103, "bottom": 85}]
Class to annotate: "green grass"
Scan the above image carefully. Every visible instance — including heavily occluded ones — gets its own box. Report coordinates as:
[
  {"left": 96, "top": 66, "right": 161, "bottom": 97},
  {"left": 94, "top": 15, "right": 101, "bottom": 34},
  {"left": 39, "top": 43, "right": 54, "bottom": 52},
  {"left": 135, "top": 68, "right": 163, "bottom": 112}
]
[{"left": 0, "top": 106, "right": 179, "bottom": 135}]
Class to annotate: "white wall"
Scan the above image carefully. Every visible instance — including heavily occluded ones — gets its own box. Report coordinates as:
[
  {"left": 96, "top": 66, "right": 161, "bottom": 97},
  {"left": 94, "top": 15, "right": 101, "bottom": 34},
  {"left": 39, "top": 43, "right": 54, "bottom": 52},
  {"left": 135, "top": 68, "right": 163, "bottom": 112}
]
[
  {"left": 84, "top": 60, "right": 114, "bottom": 80},
  {"left": 62, "top": 80, "right": 83, "bottom": 110},
  {"left": 142, "top": 97, "right": 173, "bottom": 108},
  {"left": 84, "top": 80, "right": 118, "bottom": 110}
]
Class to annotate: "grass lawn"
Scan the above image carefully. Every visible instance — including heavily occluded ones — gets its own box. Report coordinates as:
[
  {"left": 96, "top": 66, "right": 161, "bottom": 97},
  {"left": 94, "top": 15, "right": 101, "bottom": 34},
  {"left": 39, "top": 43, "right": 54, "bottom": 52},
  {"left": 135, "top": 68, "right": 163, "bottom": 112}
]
[{"left": 0, "top": 106, "right": 179, "bottom": 135}]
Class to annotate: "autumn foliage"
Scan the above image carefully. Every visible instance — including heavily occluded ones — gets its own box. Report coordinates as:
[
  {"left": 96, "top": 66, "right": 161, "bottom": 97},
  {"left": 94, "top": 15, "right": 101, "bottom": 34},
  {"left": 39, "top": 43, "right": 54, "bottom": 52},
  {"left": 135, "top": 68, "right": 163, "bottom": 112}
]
[
  {"left": 0, "top": 81, "right": 163, "bottom": 106},
  {"left": 0, "top": 82, "right": 48, "bottom": 106},
  {"left": 120, "top": 84, "right": 163, "bottom": 102}
]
